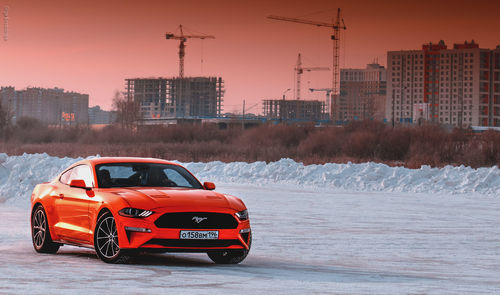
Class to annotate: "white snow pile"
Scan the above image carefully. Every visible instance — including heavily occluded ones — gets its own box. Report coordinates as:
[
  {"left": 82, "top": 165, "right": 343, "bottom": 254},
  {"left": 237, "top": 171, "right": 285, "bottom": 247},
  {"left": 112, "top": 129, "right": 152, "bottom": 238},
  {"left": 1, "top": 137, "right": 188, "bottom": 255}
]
[
  {"left": 0, "top": 153, "right": 84, "bottom": 207},
  {"left": 184, "top": 159, "right": 500, "bottom": 195},
  {"left": 0, "top": 153, "right": 499, "bottom": 207}
]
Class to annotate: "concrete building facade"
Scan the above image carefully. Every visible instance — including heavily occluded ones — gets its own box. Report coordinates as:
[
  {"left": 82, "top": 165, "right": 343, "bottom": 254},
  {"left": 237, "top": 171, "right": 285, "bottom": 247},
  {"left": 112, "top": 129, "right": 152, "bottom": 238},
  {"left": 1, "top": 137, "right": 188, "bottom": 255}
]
[
  {"left": 0, "top": 87, "right": 89, "bottom": 125},
  {"left": 125, "top": 77, "right": 224, "bottom": 120},
  {"left": 335, "top": 63, "right": 387, "bottom": 124},
  {"left": 386, "top": 40, "right": 500, "bottom": 127},
  {"left": 263, "top": 99, "right": 326, "bottom": 122},
  {"left": 88, "top": 106, "right": 116, "bottom": 125}
]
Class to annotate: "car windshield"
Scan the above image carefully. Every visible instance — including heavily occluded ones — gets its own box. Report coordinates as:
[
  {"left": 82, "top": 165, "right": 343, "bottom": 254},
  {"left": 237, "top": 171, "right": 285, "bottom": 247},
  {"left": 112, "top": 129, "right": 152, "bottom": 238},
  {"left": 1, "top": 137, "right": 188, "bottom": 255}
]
[{"left": 95, "top": 163, "right": 203, "bottom": 189}]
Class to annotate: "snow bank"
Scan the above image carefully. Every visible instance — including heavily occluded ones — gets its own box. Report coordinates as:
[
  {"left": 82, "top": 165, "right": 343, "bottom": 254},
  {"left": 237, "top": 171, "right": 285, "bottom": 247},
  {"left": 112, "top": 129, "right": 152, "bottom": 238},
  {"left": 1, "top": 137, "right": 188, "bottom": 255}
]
[
  {"left": 0, "top": 153, "right": 498, "bottom": 207},
  {"left": 184, "top": 159, "right": 500, "bottom": 195},
  {"left": 0, "top": 153, "right": 84, "bottom": 207}
]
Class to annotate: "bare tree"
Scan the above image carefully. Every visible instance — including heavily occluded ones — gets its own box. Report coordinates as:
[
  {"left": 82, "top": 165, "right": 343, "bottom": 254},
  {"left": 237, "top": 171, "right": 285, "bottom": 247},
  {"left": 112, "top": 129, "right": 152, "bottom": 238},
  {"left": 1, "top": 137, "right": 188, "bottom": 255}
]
[{"left": 112, "top": 91, "right": 141, "bottom": 129}]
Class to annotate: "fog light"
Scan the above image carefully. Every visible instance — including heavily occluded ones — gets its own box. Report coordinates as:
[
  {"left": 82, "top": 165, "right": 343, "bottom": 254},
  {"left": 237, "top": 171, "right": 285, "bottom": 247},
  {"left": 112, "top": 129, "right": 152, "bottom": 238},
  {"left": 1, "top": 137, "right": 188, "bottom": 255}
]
[
  {"left": 125, "top": 226, "right": 152, "bottom": 233},
  {"left": 239, "top": 228, "right": 251, "bottom": 234}
]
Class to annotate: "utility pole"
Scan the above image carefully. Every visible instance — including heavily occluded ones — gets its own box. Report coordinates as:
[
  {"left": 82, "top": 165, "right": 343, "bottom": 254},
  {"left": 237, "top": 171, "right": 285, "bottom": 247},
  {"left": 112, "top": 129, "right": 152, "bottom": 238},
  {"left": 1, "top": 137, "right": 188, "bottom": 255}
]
[{"left": 242, "top": 99, "right": 245, "bottom": 129}]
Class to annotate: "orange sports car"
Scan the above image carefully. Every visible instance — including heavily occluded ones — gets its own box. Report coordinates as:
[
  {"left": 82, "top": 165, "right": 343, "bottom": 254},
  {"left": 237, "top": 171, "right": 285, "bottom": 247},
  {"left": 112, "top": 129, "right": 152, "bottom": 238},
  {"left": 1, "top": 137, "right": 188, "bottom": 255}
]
[{"left": 30, "top": 157, "right": 251, "bottom": 264}]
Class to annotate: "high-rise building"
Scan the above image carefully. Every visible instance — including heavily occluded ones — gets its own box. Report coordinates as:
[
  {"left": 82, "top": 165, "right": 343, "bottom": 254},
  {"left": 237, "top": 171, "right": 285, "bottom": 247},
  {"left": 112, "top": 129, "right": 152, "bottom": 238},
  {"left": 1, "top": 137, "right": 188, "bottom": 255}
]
[
  {"left": 386, "top": 40, "right": 500, "bottom": 127},
  {"left": 335, "top": 63, "right": 387, "bottom": 123},
  {"left": 0, "top": 87, "right": 89, "bottom": 125},
  {"left": 125, "top": 77, "right": 224, "bottom": 120},
  {"left": 0, "top": 86, "right": 16, "bottom": 122},
  {"left": 88, "top": 106, "right": 116, "bottom": 125}
]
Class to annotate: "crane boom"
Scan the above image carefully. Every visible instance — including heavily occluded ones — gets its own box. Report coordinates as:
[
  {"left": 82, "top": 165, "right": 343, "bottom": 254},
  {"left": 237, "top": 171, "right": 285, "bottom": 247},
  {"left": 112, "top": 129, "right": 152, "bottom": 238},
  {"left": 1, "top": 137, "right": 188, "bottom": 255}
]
[
  {"left": 267, "top": 15, "right": 335, "bottom": 28},
  {"left": 295, "top": 53, "right": 329, "bottom": 100},
  {"left": 165, "top": 25, "right": 215, "bottom": 78},
  {"left": 268, "top": 9, "right": 346, "bottom": 120},
  {"left": 309, "top": 88, "right": 333, "bottom": 115}
]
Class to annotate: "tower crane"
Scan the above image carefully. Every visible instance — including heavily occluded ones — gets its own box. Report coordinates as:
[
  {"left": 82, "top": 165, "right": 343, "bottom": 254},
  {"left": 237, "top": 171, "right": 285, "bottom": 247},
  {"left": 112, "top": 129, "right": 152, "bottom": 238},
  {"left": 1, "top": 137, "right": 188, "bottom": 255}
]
[
  {"left": 309, "top": 88, "right": 333, "bottom": 114},
  {"left": 165, "top": 25, "right": 215, "bottom": 78},
  {"left": 295, "top": 53, "right": 329, "bottom": 100},
  {"left": 309, "top": 88, "right": 333, "bottom": 100},
  {"left": 268, "top": 8, "right": 346, "bottom": 119}
]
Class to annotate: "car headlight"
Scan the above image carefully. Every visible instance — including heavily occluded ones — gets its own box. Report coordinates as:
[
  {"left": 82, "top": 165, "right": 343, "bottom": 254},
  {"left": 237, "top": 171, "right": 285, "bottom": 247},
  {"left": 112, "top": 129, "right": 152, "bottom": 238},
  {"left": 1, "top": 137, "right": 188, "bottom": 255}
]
[
  {"left": 118, "top": 208, "right": 154, "bottom": 218},
  {"left": 235, "top": 209, "right": 248, "bottom": 220}
]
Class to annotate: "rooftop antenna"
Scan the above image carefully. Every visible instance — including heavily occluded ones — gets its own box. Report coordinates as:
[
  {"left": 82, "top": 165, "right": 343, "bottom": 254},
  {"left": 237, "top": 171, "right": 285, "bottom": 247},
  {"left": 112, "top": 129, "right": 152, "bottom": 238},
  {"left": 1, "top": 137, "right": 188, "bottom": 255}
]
[{"left": 3, "top": 6, "right": 8, "bottom": 41}]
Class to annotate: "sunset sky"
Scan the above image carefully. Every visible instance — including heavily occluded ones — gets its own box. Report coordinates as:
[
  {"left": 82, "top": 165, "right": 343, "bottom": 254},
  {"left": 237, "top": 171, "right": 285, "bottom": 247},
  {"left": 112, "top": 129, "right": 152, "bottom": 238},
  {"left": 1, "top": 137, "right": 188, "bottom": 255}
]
[{"left": 0, "top": 0, "right": 499, "bottom": 113}]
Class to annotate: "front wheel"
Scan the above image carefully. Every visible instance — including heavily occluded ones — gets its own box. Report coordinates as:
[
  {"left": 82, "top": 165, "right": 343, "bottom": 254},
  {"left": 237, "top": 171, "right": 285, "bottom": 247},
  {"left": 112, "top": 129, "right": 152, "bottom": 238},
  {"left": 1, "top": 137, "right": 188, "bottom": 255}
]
[
  {"left": 31, "top": 205, "right": 60, "bottom": 253},
  {"left": 94, "top": 212, "right": 130, "bottom": 263},
  {"left": 207, "top": 236, "right": 251, "bottom": 264}
]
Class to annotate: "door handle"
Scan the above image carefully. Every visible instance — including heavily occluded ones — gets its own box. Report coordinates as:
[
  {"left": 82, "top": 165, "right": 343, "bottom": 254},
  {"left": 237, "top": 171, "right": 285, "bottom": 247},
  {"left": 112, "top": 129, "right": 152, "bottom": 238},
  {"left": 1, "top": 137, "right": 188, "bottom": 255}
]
[{"left": 58, "top": 194, "right": 65, "bottom": 199}]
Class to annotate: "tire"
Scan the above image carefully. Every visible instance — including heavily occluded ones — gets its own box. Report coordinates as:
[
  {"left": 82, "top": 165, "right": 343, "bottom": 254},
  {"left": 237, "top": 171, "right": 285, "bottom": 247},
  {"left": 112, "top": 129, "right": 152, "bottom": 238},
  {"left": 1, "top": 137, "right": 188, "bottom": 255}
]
[
  {"left": 31, "top": 205, "right": 60, "bottom": 254},
  {"left": 94, "top": 211, "right": 131, "bottom": 264},
  {"left": 207, "top": 235, "right": 251, "bottom": 264}
]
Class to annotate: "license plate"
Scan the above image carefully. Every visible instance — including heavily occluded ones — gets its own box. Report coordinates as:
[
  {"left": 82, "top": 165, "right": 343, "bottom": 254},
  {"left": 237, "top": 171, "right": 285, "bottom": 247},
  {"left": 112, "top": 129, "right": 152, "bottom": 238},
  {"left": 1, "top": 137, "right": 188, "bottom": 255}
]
[{"left": 180, "top": 230, "right": 219, "bottom": 240}]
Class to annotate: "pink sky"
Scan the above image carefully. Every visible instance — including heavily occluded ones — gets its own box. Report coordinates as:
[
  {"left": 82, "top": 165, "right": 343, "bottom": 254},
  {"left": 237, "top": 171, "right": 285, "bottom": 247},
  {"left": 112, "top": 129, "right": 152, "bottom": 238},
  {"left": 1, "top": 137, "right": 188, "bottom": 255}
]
[{"left": 0, "top": 0, "right": 499, "bottom": 113}]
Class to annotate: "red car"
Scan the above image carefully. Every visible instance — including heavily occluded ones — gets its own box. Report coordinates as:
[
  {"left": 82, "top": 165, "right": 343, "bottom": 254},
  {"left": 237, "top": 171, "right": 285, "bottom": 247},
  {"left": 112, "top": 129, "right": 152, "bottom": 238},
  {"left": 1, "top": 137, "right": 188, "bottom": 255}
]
[{"left": 30, "top": 157, "right": 251, "bottom": 264}]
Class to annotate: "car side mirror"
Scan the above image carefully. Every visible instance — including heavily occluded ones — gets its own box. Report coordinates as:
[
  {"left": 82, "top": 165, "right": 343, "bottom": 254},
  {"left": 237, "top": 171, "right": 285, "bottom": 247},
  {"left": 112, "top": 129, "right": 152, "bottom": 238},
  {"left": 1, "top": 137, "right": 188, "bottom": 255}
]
[
  {"left": 69, "top": 179, "right": 90, "bottom": 190},
  {"left": 203, "top": 182, "right": 216, "bottom": 190}
]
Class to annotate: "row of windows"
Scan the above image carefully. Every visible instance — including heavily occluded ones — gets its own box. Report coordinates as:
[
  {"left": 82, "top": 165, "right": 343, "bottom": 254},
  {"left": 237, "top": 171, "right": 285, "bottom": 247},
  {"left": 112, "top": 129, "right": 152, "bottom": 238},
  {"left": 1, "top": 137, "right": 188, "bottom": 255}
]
[
  {"left": 391, "top": 115, "right": 474, "bottom": 123},
  {"left": 391, "top": 52, "right": 475, "bottom": 59}
]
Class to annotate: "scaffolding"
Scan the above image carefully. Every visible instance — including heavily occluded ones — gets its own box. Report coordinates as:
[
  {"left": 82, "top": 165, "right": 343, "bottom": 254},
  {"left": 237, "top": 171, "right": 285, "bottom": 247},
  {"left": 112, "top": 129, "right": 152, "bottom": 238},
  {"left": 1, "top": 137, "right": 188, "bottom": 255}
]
[{"left": 263, "top": 99, "right": 326, "bottom": 122}]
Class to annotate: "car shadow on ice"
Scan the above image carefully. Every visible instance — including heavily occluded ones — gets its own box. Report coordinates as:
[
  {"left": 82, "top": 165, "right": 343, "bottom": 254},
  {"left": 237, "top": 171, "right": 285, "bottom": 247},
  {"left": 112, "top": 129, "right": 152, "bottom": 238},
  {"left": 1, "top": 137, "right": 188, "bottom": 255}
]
[{"left": 56, "top": 249, "right": 438, "bottom": 284}]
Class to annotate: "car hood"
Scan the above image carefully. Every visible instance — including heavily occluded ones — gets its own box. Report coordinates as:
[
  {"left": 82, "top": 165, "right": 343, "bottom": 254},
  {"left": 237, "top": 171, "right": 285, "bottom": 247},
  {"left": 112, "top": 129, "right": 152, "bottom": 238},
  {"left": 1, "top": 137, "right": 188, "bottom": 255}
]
[{"left": 107, "top": 187, "right": 245, "bottom": 211}]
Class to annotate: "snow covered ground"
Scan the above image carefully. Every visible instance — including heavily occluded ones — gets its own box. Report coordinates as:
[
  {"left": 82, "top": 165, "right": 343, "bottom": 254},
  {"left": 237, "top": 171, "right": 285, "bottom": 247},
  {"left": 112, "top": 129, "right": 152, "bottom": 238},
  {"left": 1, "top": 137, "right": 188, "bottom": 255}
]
[{"left": 0, "top": 154, "right": 499, "bottom": 294}]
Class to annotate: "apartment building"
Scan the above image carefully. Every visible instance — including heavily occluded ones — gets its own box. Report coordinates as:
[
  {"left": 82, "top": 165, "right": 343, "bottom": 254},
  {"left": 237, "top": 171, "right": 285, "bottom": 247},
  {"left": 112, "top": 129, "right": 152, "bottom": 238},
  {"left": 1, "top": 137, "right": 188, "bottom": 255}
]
[
  {"left": 0, "top": 87, "right": 89, "bottom": 125},
  {"left": 88, "top": 106, "right": 116, "bottom": 125},
  {"left": 335, "top": 63, "right": 387, "bottom": 123},
  {"left": 386, "top": 40, "right": 500, "bottom": 127}
]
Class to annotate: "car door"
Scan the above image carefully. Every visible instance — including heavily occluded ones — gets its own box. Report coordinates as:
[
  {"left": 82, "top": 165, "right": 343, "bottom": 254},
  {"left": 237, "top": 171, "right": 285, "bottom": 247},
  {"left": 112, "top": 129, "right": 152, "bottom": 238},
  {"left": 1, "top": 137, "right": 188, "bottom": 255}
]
[{"left": 54, "top": 164, "right": 95, "bottom": 244}]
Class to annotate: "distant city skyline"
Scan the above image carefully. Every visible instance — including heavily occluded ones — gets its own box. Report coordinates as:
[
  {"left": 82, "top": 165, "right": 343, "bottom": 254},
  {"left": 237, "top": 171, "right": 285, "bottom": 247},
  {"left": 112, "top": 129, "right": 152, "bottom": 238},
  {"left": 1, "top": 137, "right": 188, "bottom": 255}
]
[{"left": 0, "top": 0, "right": 499, "bottom": 113}]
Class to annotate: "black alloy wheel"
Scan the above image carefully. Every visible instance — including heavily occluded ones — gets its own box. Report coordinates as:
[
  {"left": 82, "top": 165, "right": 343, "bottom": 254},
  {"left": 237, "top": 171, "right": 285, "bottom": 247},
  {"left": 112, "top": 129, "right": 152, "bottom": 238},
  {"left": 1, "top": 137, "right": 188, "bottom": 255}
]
[
  {"left": 207, "top": 235, "right": 251, "bottom": 264},
  {"left": 31, "top": 205, "right": 60, "bottom": 253},
  {"left": 94, "top": 211, "right": 131, "bottom": 263}
]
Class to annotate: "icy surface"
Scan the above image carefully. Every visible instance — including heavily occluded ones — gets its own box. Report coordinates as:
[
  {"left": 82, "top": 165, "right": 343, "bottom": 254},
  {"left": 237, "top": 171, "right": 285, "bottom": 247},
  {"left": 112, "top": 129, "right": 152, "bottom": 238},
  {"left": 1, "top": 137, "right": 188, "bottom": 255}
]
[
  {"left": 0, "top": 154, "right": 499, "bottom": 293},
  {"left": 0, "top": 184, "right": 499, "bottom": 294},
  {"left": 0, "top": 153, "right": 499, "bottom": 208}
]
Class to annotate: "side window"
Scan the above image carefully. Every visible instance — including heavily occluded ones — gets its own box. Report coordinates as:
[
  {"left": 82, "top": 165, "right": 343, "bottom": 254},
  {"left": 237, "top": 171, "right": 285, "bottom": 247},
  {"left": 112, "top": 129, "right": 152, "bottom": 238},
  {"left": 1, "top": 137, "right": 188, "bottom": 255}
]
[
  {"left": 164, "top": 168, "right": 191, "bottom": 188},
  {"left": 68, "top": 165, "right": 95, "bottom": 188},
  {"left": 60, "top": 168, "right": 73, "bottom": 185}
]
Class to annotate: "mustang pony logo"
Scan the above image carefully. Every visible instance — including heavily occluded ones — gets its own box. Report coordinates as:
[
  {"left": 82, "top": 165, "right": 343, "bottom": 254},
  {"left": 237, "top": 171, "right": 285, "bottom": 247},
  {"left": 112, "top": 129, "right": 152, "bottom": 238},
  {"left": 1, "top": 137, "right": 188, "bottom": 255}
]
[{"left": 192, "top": 216, "right": 208, "bottom": 223}]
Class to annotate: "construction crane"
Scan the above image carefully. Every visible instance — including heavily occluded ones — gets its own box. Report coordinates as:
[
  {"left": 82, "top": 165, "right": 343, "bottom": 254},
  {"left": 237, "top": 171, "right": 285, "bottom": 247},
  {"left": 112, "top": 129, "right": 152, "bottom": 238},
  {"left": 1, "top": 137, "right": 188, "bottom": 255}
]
[
  {"left": 165, "top": 25, "right": 215, "bottom": 78},
  {"left": 309, "top": 88, "right": 333, "bottom": 115},
  {"left": 3, "top": 6, "right": 8, "bottom": 41},
  {"left": 268, "top": 8, "right": 346, "bottom": 119},
  {"left": 295, "top": 53, "right": 329, "bottom": 100},
  {"left": 309, "top": 88, "right": 333, "bottom": 101}
]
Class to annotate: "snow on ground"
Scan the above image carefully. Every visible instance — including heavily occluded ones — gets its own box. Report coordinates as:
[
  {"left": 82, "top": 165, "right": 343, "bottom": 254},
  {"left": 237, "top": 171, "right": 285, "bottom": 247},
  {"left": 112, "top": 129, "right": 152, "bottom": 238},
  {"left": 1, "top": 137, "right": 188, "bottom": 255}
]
[
  {"left": 1, "top": 184, "right": 499, "bottom": 294},
  {"left": 1, "top": 153, "right": 499, "bottom": 208},
  {"left": 0, "top": 153, "right": 499, "bottom": 294}
]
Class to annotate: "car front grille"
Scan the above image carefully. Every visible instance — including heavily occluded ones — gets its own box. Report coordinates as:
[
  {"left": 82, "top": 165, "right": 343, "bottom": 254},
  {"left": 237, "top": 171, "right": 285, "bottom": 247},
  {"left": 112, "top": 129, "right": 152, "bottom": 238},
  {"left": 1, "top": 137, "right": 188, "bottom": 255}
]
[
  {"left": 144, "top": 239, "right": 242, "bottom": 248},
  {"left": 154, "top": 212, "right": 238, "bottom": 229}
]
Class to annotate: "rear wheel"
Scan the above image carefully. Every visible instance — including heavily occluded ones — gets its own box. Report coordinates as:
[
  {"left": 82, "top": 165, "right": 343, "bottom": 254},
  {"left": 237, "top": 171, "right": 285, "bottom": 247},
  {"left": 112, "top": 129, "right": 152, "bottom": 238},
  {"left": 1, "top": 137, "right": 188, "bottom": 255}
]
[
  {"left": 207, "top": 235, "right": 251, "bottom": 264},
  {"left": 94, "top": 211, "right": 130, "bottom": 264},
  {"left": 31, "top": 205, "right": 60, "bottom": 253}
]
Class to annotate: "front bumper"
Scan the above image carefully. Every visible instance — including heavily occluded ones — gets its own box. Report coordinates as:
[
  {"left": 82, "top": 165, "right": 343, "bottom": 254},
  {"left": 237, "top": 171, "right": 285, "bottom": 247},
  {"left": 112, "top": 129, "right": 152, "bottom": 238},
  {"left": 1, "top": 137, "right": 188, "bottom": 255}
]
[{"left": 115, "top": 209, "right": 251, "bottom": 252}]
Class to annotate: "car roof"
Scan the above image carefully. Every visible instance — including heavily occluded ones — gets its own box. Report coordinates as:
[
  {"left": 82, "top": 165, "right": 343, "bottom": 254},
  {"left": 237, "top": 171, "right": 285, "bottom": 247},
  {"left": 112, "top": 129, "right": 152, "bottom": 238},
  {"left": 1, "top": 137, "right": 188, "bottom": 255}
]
[{"left": 75, "top": 157, "right": 181, "bottom": 167}]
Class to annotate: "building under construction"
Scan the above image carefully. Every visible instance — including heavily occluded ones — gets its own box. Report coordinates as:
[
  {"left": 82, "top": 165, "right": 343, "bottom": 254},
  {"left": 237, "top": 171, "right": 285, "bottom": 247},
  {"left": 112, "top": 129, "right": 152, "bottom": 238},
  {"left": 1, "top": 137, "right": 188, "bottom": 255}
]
[
  {"left": 263, "top": 99, "right": 326, "bottom": 122},
  {"left": 125, "top": 77, "right": 224, "bottom": 120}
]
